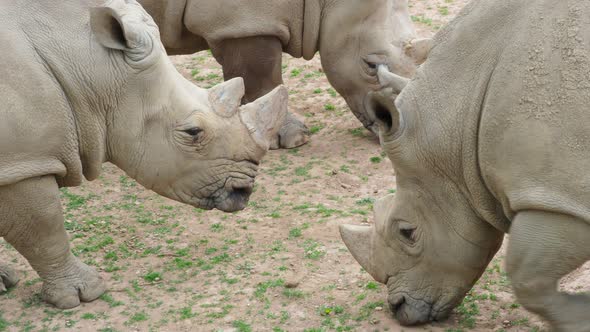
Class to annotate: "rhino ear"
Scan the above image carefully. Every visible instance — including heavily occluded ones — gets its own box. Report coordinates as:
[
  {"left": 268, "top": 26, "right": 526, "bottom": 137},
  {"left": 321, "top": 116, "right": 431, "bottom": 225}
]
[{"left": 90, "top": 1, "right": 155, "bottom": 62}]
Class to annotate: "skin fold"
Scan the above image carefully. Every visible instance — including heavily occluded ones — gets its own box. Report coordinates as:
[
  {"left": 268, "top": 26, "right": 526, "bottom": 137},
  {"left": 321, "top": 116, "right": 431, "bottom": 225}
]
[
  {"left": 0, "top": 0, "right": 287, "bottom": 309},
  {"left": 340, "top": 0, "right": 590, "bottom": 330},
  {"left": 137, "top": 0, "right": 432, "bottom": 149}
]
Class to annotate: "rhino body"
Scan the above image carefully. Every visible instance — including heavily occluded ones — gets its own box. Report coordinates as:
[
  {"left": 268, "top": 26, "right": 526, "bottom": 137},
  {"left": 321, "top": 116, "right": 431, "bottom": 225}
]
[
  {"left": 0, "top": 0, "right": 286, "bottom": 309},
  {"left": 138, "top": 0, "right": 431, "bottom": 149},
  {"left": 341, "top": 0, "right": 590, "bottom": 329}
]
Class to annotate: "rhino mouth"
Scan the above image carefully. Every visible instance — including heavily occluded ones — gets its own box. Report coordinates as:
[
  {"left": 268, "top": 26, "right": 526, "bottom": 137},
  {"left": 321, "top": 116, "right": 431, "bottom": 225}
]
[
  {"left": 213, "top": 179, "right": 255, "bottom": 212},
  {"left": 386, "top": 290, "right": 453, "bottom": 326}
]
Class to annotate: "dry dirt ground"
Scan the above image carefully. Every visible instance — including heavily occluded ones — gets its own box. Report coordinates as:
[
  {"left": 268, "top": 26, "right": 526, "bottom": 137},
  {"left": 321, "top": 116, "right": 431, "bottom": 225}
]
[{"left": 1, "top": 0, "right": 589, "bottom": 331}]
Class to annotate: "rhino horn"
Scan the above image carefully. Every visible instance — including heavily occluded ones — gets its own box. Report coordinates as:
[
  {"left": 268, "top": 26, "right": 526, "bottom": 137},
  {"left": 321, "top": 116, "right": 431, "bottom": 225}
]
[
  {"left": 209, "top": 78, "right": 246, "bottom": 117},
  {"left": 404, "top": 38, "right": 433, "bottom": 65},
  {"left": 339, "top": 224, "right": 389, "bottom": 284},
  {"left": 377, "top": 65, "right": 409, "bottom": 94},
  {"left": 239, "top": 85, "right": 288, "bottom": 150}
]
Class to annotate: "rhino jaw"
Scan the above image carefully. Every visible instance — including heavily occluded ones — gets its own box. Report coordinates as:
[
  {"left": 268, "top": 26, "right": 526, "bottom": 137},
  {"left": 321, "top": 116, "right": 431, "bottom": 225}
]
[{"left": 339, "top": 224, "right": 388, "bottom": 284}]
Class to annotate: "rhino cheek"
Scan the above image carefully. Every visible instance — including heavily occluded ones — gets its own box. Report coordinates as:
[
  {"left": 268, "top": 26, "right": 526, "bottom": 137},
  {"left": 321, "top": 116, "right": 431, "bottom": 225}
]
[{"left": 339, "top": 224, "right": 392, "bottom": 284}]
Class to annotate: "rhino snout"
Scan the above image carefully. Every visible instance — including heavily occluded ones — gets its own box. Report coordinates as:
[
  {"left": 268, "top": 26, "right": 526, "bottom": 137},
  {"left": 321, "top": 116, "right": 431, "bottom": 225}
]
[
  {"left": 213, "top": 175, "right": 256, "bottom": 212},
  {"left": 387, "top": 292, "right": 443, "bottom": 326}
]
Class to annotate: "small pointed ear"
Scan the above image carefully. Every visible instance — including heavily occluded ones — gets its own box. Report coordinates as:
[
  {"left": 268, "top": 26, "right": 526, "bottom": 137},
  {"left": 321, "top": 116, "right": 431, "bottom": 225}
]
[
  {"left": 366, "top": 86, "right": 402, "bottom": 136},
  {"left": 404, "top": 38, "right": 433, "bottom": 65},
  {"left": 208, "top": 78, "right": 246, "bottom": 117},
  {"left": 90, "top": 6, "right": 128, "bottom": 50},
  {"left": 89, "top": 1, "right": 155, "bottom": 61}
]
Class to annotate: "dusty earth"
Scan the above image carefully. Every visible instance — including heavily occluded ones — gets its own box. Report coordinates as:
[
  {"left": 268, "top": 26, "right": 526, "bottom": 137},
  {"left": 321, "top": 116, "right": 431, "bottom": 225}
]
[{"left": 1, "top": 0, "right": 589, "bottom": 331}]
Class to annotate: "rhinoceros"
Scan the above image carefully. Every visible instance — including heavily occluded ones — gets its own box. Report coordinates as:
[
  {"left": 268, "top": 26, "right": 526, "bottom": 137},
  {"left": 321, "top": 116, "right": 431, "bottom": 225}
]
[
  {"left": 137, "top": 0, "right": 432, "bottom": 149},
  {"left": 0, "top": 0, "right": 287, "bottom": 309},
  {"left": 340, "top": 0, "right": 590, "bottom": 330}
]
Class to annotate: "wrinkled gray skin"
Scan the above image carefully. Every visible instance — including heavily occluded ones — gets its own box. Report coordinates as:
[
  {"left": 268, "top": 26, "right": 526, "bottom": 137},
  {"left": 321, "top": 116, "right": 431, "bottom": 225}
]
[
  {"left": 341, "top": 0, "right": 590, "bottom": 330},
  {"left": 137, "top": 0, "right": 432, "bottom": 149},
  {"left": 0, "top": 0, "right": 287, "bottom": 309}
]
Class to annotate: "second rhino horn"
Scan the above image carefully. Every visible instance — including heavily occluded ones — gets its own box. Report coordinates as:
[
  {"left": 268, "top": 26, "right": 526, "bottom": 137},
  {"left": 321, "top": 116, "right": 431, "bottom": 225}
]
[
  {"left": 209, "top": 77, "right": 246, "bottom": 117},
  {"left": 377, "top": 65, "right": 409, "bottom": 94}
]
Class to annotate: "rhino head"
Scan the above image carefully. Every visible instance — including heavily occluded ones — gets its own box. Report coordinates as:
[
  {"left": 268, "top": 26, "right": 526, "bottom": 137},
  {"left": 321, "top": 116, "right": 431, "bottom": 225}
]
[
  {"left": 340, "top": 67, "right": 503, "bottom": 325},
  {"left": 313, "top": 0, "right": 431, "bottom": 133},
  {"left": 90, "top": 0, "right": 286, "bottom": 212}
]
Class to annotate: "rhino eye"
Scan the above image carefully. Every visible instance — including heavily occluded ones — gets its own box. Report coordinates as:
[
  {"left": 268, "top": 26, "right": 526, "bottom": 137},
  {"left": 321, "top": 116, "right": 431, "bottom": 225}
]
[
  {"left": 182, "top": 127, "right": 202, "bottom": 136},
  {"left": 398, "top": 222, "right": 417, "bottom": 243},
  {"left": 363, "top": 59, "right": 379, "bottom": 76}
]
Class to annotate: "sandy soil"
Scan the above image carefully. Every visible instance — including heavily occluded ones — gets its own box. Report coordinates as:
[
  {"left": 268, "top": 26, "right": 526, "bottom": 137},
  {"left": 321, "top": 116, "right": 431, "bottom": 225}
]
[{"left": 1, "top": 0, "right": 588, "bottom": 331}]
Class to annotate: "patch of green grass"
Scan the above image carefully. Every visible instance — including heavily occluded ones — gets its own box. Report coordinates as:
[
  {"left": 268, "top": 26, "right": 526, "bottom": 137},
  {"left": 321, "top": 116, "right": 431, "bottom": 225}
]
[
  {"left": 81, "top": 313, "right": 96, "bottom": 320},
  {"left": 290, "top": 68, "right": 302, "bottom": 77},
  {"left": 60, "top": 188, "right": 91, "bottom": 211},
  {"left": 295, "top": 163, "right": 313, "bottom": 177},
  {"left": 233, "top": 320, "right": 252, "bottom": 332},
  {"left": 355, "top": 301, "right": 384, "bottom": 321},
  {"left": 210, "top": 253, "right": 232, "bottom": 264},
  {"left": 73, "top": 235, "right": 114, "bottom": 255},
  {"left": 179, "top": 307, "right": 197, "bottom": 320},
  {"left": 126, "top": 311, "right": 149, "bottom": 325},
  {"left": 370, "top": 156, "right": 382, "bottom": 164},
  {"left": 309, "top": 124, "right": 325, "bottom": 135},
  {"left": 302, "top": 239, "right": 325, "bottom": 260},
  {"left": 99, "top": 293, "right": 124, "bottom": 307},
  {"left": 365, "top": 281, "right": 379, "bottom": 290},
  {"left": 456, "top": 291, "right": 481, "bottom": 328},
  {"left": 327, "top": 88, "right": 338, "bottom": 97},
  {"left": 411, "top": 15, "right": 433, "bottom": 26},
  {"left": 210, "top": 223, "right": 224, "bottom": 232},
  {"left": 171, "top": 257, "right": 193, "bottom": 269},
  {"left": 254, "top": 279, "right": 285, "bottom": 299},
  {"left": 313, "top": 88, "right": 322, "bottom": 94},
  {"left": 355, "top": 197, "right": 375, "bottom": 206},
  {"left": 282, "top": 289, "right": 305, "bottom": 299},
  {"left": 348, "top": 127, "right": 365, "bottom": 137},
  {"left": 143, "top": 271, "right": 162, "bottom": 283},
  {"left": 324, "top": 104, "right": 335, "bottom": 111},
  {"left": 438, "top": 6, "right": 449, "bottom": 15},
  {"left": 0, "top": 312, "right": 9, "bottom": 331},
  {"left": 289, "top": 227, "right": 302, "bottom": 239}
]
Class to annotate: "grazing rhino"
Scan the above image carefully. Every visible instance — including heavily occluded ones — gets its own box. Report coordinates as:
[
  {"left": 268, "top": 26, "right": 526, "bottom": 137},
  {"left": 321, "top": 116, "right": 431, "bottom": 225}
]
[
  {"left": 0, "top": 0, "right": 287, "bottom": 309},
  {"left": 137, "top": 0, "right": 432, "bottom": 149},
  {"left": 340, "top": 0, "right": 590, "bottom": 330}
]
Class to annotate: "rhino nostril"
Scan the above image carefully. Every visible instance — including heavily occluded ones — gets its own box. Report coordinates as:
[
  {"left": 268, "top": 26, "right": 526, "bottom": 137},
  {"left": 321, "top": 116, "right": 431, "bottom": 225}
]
[
  {"left": 231, "top": 183, "right": 253, "bottom": 197},
  {"left": 389, "top": 295, "right": 406, "bottom": 314}
]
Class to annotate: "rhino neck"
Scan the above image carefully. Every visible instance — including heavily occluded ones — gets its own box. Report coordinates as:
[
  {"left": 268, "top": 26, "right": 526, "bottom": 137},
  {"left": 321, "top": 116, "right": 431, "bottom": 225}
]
[
  {"left": 302, "top": 0, "right": 322, "bottom": 60},
  {"left": 406, "top": 66, "right": 511, "bottom": 234},
  {"left": 23, "top": 2, "right": 123, "bottom": 181}
]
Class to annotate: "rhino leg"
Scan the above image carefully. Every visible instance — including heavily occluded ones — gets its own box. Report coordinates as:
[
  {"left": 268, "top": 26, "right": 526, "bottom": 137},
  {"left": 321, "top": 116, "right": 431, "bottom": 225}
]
[
  {"left": 506, "top": 211, "right": 590, "bottom": 332},
  {"left": 0, "top": 265, "right": 19, "bottom": 293},
  {"left": 211, "top": 36, "right": 309, "bottom": 149},
  {"left": 1, "top": 176, "right": 105, "bottom": 309}
]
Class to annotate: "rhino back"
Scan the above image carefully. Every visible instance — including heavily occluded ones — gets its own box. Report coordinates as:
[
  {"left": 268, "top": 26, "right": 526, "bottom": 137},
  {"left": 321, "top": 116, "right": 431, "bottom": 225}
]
[
  {"left": 0, "top": 2, "right": 83, "bottom": 187},
  {"left": 477, "top": 0, "right": 590, "bottom": 223}
]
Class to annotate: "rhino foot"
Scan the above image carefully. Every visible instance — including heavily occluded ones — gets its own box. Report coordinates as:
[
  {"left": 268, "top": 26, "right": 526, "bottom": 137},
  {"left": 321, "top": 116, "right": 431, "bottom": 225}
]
[
  {"left": 270, "top": 112, "right": 310, "bottom": 150},
  {"left": 0, "top": 265, "right": 19, "bottom": 292},
  {"left": 41, "top": 256, "right": 105, "bottom": 309}
]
